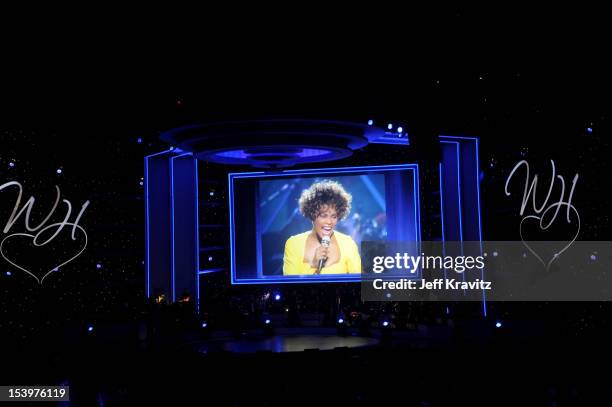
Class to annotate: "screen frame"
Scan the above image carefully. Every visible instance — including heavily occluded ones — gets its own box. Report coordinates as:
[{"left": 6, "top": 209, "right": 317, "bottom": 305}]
[{"left": 228, "top": 163, "right": 421, "bottom": 284}]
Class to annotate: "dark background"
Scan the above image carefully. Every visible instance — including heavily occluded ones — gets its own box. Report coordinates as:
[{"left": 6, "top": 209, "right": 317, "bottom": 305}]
[{"left": 1, "top": 7, "right": 611, "bottom": 404}]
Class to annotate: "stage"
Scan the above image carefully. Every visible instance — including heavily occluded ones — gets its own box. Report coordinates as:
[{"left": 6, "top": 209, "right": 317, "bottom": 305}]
[
  {"left": 187, "top": 324, "right": 476, "bottom": 355},
  {"left": 196, "top": 333, "right": 379, "bottom": 354}
]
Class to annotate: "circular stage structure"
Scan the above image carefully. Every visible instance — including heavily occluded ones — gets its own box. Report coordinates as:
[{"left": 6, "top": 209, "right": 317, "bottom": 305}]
[{"left": 160, "top": 119, "right": 386, "bottom": 167}]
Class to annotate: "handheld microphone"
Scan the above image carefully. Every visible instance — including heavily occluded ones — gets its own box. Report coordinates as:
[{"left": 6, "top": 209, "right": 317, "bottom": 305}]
[{"left": 316, "top": 235, "right": 331, "bottom": 274}]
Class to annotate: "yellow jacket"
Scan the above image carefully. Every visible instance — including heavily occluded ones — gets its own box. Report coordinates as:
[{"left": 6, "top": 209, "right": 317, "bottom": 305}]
[{"left": 283, "top": 231, "right": 362, "bottom": 275}]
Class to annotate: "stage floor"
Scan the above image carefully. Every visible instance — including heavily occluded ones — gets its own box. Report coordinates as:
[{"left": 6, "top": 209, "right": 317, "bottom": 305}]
[{"left": 196, "top": 334, "right": 380, "bottom": 354}]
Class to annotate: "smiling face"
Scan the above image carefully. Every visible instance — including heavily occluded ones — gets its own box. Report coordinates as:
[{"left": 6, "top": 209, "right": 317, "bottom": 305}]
[{"left": 312, "top": 204, "right": 338, "bottom": 239}]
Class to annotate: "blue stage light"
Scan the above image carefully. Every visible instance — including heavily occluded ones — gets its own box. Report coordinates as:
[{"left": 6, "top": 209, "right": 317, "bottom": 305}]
[
  {"left": 382, "top": 321, "right": 389, "bottom": 327},
  {"left": 96, "top": 263, "right": 102, "bottom": 269},
  {"left": 387, "top": 123, "right": 393, "bottom": 130},
  {"left": 56, "top": 168, "right": 62, "bottom": 174},
  {"left": 6, "top": 271, "right": 11, "bottom": 276},
  {"left": 338, "top": 318, "right": 344, "bottom": 324},
  {"left": 590, "top": 254, "right": 597, "bottom": 261},
  {"left": 274, "top": 294, "right": 281, "bottom": 301},
  {"left": 87, "top": 326, "right": 94, "bottom": 332},
  {"left": 201, "top": 322, "right": 208, "bottom": 328},
  {"left": 367, "top": 119, "right": 374, "bottom": 126},
  {"left": 495, "top": 321, "right": 502, "bottom": 328},
  {"left": 209, "top": 191, "right": 214, "bottom": 196},
  {"left": 9, "top": 162, "right": 14, "bottom": 167},
  {"left": 265, "top": 319, "right": 271, "bottom": 325},
  {"left": 587, "top": 127, "right": 593, "bottom": 133},
  {"left": 397, "top": 127, "right": 403, "bottom": 133},
  {"left": 137, "top": 138, "right": 143, "bottom": 143}
]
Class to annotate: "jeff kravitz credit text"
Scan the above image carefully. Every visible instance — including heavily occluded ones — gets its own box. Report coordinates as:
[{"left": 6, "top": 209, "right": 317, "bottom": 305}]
[{"left": 371, "top": 278, "right": 492, "bottom": 291}]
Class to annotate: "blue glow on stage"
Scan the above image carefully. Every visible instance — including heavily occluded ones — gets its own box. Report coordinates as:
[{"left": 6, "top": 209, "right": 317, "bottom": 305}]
[
  {"left": 145, "top": 133, "right": 483, "bottom": 316},
  {"left": 194, "top": 158, "right": 200, "bottom": 313},
  {"left": 216, "top": 148, "right": 332, "bottom": 160},
  {"left": 170, "top": 153, "right": 193, "bottom": 303},
  {"left": 439, "top": 163, "right": 448, "bottom": 281},
  {"left": 145, "top": 150, "right": 199, "bottom": 310},
  {"left": 199, "top": 268, "right": 225, "bottom": 275},
  {"left": 439, "top": 135, "right": 486, "bottom": 316},
  {"left": 144, "top": 149, "right": 173, "bottom": 298}
]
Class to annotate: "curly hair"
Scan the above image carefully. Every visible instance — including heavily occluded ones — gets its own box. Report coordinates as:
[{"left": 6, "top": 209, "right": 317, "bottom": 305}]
[{"left": 298, "top": 180, "right": 352, "bottom": 221}]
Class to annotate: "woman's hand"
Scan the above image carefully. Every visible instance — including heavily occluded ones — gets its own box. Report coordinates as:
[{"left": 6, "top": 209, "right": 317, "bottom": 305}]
[{"left": 311, "top": 245, "right": 329, "bottom": 269}]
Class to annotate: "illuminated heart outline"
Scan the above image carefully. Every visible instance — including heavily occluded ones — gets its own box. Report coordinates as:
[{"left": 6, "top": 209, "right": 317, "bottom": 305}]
[
  {"left": 0, "top": 223, "right": 87, "bottom": 284},
  {"left": 519, "top": 205, "right": 580, "bottom": 271}
]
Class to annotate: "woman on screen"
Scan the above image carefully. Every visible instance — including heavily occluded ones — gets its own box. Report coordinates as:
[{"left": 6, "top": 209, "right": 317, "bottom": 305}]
[{"left": 283, "top": 180, "right": 362, "bottom": 275}]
